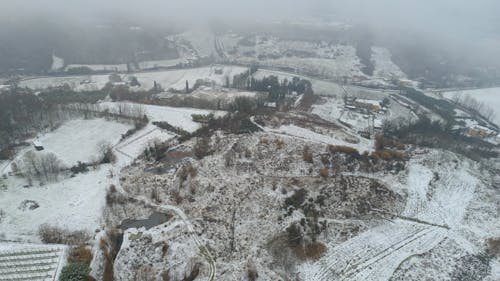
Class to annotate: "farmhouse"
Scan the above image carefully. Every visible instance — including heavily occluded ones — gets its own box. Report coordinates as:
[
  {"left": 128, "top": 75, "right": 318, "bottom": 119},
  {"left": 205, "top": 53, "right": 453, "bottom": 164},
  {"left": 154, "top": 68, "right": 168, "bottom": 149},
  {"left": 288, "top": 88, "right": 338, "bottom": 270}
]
[
  {"left": 345, "top": 97, "right": 381, "bottom": 113},
  {"left": 355, "top": 99, "right": 381, "bottom": 112}
]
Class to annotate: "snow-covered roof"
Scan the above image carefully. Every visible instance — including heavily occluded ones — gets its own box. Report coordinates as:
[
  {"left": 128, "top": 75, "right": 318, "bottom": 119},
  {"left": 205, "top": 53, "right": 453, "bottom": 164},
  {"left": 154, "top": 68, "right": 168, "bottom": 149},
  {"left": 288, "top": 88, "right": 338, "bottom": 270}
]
[
  {"left": 33, "top": 140, "right": 43, "bottom": 147},
  {"left": 356, "top": 99, "right": 380, "bottom": 107}
]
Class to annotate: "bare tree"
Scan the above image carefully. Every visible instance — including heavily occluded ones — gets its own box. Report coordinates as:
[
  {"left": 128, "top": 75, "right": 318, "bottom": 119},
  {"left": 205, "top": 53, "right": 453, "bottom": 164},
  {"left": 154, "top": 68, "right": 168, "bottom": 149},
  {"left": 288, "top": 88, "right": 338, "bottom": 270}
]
[{"left": 20, "top": 151, "right": 63, "bottom": 182}]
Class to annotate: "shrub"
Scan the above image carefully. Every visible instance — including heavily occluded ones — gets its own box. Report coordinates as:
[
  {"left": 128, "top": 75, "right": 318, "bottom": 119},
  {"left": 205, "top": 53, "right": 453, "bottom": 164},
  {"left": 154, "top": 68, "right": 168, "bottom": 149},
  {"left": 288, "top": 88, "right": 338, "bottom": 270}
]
[
  {"left": 370, "top": 149, "right": 405, "bottom": 161},
  {"left": 145, "top": 141, "right": 171, "bottom": 161},
  {"left": 70, "top": 161, "right": 89, "bottom": 174},
  {"left": 229, "top": 96, "right": 257, "bottom": 115},
  {"left": 375, "top": 134, "right": 406, "bottom": 151},
  {"left": 172, "top": 190, "right": 183, "bottom": 204},
  {"left": 59, "top": 263, "right": 90, "bottom": 281},
  {"left": 292, "top": 241, "right": 327, "bottom": 261},
  {"left": 183, "top": 262, "right": 201, "bottom": 281},
  {"left": 68, "top": 245, "right": 93, "bottom": 265},
  {"left": 302, "top": 146, "right": 313, "bottom": 163},
  {"left": 247, "top": 260, "right": 259, "bottom": 281},
  {"left": 121, "top": 120, "right": 147, "bottom": 140},
  {"left": 488, "top": 238, "right": 500, "bottom": 257},
  {"left": 193, "top": 137, "right": 211, "bottom": 160},
  {"left": 106, "top": 189, "right": 127, "bottom": 206},
  {"left": 275, "top": 139, "right": 285, "bottom": 149},
  {"left": 191, "top": 113, "right": 214, "bottom": 123},
  {"left": 152, "top": 121, "right": 190, "bottom": 136},
  {"left": 178, "top": 164, "right": 197, "bottom": 182},
  {"left": 328, "top": 145, "right": 360, "bottom": 157},
  {"left": 260, "top": 137, "right": 269, "bottom": 145},
  {"left": 319, "top": 167, "right": 329, "bottom": 178},
  {"left": 38, "top": 224, "right": 90, "bottom": 245},
  {"left": 284, "top": 189, "right": 308, "bottom": 209},
  {"left": 98, "top": 143, "right": 116, "bottom": 164}
]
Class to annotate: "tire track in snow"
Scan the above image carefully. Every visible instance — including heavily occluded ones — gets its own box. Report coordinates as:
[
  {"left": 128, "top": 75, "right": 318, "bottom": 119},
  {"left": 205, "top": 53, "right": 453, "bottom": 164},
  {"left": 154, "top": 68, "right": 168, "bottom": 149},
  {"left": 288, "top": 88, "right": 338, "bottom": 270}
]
[
  {"left": 302, "top": 157, "right": 478, "bottom": 281},
  {"left": 307, "top": 224, "right": 439, "bottom": 281}
]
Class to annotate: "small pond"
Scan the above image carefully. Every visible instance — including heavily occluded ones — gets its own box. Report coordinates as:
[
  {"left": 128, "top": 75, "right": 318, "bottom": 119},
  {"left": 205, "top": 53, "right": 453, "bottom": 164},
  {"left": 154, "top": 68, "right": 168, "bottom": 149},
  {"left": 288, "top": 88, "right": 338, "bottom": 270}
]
[{"left": 119, "top": 212, "right": 171, "bottom": 231}]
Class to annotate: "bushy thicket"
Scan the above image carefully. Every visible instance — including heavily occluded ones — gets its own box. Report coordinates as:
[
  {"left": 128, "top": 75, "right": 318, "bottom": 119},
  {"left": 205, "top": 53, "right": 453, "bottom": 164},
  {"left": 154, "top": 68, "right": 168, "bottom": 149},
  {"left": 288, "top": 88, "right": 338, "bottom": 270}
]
[
  {"left": 17, "top": 151, "right": 63, "bottom": 182},
  {"left": 59, "top": 263, "right": 90, "bottom": 281},
  {"left": 38, "top": 224, "right": 90, "bottom": 245},
  {"left": 382, "top": 116, "right": 498, "bottom": 160}
]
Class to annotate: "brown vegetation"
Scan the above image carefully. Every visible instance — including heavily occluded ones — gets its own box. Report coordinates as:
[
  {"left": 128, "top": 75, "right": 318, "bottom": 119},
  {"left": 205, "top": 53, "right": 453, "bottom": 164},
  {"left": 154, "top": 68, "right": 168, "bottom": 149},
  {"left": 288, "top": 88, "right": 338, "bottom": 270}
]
[
  {"left": 371, "top": 149, "right": 405, "bottom": 161},
  {"left": 275, "top": 138, "right": 285, "bottom": 149},
  {"left": 68, "top": 244, "right": 93, "bottom": 265},
  {"left": 488, "top": 238, "right": 500, "bottom": 257},
  {"left": 302, "top": 145, "right": 313, "bottom": 163},
  {"left": 292, "top": 242, "right": 327, "bottom": 261},
  {"left": 38, "top": 224, "right": 90, "bottom": 245},
  {"left": 328, "top": 145, "right": 360, "bottom": 156},
  {"left": 319, "top": 167, "right": 329, "bottom": 178}
]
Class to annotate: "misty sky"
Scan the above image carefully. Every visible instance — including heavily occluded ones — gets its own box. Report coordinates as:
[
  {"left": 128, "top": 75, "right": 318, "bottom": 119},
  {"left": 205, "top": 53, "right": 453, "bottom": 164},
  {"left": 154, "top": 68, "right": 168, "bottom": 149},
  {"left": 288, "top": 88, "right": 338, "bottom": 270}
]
[
  {"left": 1, "top": 0, "right": 498, "bottom": 32},
  {"left": 1, "top": 0, "right": 499, "bottom": 58}
]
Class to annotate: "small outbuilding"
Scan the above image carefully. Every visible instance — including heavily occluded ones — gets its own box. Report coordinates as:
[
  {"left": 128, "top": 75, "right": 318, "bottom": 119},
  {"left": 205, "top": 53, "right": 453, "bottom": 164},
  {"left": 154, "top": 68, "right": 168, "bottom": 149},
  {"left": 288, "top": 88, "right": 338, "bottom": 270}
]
[{"left": 33, "top": 139, "right": 44, "bottom": 151}]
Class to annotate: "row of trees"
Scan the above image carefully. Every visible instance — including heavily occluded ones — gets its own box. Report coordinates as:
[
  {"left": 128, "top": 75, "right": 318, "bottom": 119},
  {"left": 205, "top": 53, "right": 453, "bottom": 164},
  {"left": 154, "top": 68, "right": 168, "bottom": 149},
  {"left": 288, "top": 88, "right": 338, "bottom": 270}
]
[
  {"left": 0, "top": 86, "right": 147, "bottom": 159},
  {"left": 451, "top": 93, "right": 496, "bottom": 124},
  {"left": 232, "top": 72, "right": 313, "bottom": 102}
]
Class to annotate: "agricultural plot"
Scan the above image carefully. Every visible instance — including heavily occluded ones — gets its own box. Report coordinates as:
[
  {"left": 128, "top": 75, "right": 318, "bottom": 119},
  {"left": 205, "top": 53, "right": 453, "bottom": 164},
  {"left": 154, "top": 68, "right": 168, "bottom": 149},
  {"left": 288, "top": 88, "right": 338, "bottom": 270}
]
[
  {"left": 99, "top": 101, "right": 225, "bottom": 133},
  {"left": 19, "top": 66, "right": 248, "bottom": 93},
  {"left": 19, "top": 75, "right": 110, "bottom": 92},
  {"left": 128, "top": 66, "right": 247, "bottom": 92},
  {"left": 0, "top": 243, "right": 65, "bottom": 281},
  {"left": 65, "top": 63, "right": 127, "bottom": 72},
  {"left": 34, "top": 119, "right": 131, "bottom": 166}
]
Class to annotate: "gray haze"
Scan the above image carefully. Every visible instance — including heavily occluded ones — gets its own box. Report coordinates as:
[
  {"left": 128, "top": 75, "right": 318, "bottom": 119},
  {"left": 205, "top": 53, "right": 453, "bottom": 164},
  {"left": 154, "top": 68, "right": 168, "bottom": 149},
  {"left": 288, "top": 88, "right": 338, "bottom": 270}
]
[
  {"left": 1, "top": 0, "right": 499, "bottom": 66},
  {"left": 1, "top": 0, "right": 499, "bottom": 32}
]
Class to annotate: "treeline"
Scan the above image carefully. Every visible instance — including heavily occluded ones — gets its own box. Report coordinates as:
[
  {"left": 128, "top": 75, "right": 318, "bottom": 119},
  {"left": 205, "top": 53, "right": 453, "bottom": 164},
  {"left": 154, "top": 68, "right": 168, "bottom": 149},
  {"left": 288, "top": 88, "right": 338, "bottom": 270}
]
[
  {"left": 232, "top": 70, "right": 314, "bottom": 101},
  {"left": 0, "top": 88, "right": 146, "bottom": 159},
  {"left": 382, "top": 116, "right": 498, "bottom": 160},
  {"left": 402, "top": 87, "right": 456, "bottom": 122},
  {"left": 451, "top": 93, "right": 496, "bottom": 126}
]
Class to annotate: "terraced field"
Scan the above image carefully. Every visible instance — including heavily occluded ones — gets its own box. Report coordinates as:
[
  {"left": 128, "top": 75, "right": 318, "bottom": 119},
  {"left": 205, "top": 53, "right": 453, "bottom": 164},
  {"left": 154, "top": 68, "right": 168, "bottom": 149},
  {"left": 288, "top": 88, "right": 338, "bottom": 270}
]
[{"left": 0, "top": 244, "right": 65, "bottom": 281}]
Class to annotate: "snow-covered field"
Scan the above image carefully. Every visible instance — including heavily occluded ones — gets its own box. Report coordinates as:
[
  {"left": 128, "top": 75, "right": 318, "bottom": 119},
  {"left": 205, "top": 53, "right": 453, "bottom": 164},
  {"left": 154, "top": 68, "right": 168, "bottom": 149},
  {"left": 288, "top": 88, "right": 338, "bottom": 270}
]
[
  {"left": 137, "top": 58, "right": 186, "bottom": 70},
  {"left": 114, "top": 124, "right": 175, "bottom": 163},
  {"left": 19, "top": 66, "right": 248, "bottom": 92},
  {"left": 99, "top": 101, "right": 225, "bottom": 133},
  {"left": 0, "top": 119, "right": 134, "bottom": 241},
  {"left": 19, "top": 74, "right": 111, "bottom": 91},
  {"left": 442, "top": 87, "right": 500, "bottom": 126},
  {"left": 0, "top": 164, "right": 114, "bottom": 241},
  {"left": 65, "top": 63, "right": 128, "bottom": 72},
  {"left": 129, "top": 66, "right": 247, "bottom": 91},
  {"left": 156, "top": 86, "right": 259, "bottom": 104},
  {"left": 245, "top": 56, "right": 364, "bottom": 81},
  {"left": 36, "top": 119, "right": 131, "bottom": 166},
  {"left": 371, "top": 47, "right": 407, "bottom": 80},
  {"left": 300, "top": 151, "right": 482, "bottom": 281}
]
